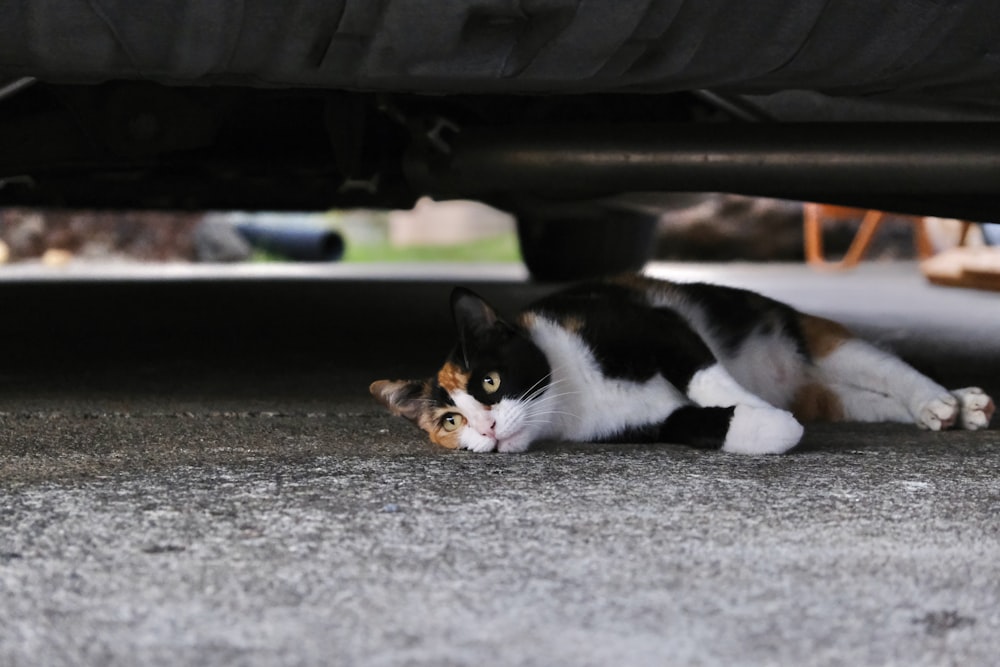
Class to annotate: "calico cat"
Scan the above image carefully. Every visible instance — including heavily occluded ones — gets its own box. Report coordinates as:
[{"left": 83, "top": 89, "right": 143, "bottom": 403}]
[{"left": 370, "top": 274, "right": 994, "bottom": 454}]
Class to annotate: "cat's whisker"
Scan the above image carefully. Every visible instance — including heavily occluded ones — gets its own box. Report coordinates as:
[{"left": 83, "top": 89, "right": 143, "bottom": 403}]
[
  {"left": 532, "top": 410, "right": 580, "bottom": 418},
  {"left": 531, "top": 387, "right": 578, "bottom": 398},
  {"left": 526, "top": 406, "right": 580, "bottom": 420},
  {"left": 523, "top": 386, "right": 552, "bottom": 403},
  {"left": 520, "top": 374, "right": 570, "bottom": 403},
  {"left": 521, "top": 412, "right": 578, "bottom": 425},
  {"left": 519, "top": 372, "right": 553, "bottom": 401},
  {"left": 529, "top": 384, "right": 577, "bottom": 402},
  {"left": 524, "top": 391, "right": 579, "bottom": 405}
]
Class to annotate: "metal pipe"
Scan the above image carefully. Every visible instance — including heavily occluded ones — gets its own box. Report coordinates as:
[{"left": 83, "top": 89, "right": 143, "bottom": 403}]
[
  {"left": 0, "top": 77, "right": 37, "bottom": 102},
  {"left": 408, "top": 123, "right": 1000, "bottom": 200},
  {"left": 235, "top": 224, "right": 345, "bottom": 262}
]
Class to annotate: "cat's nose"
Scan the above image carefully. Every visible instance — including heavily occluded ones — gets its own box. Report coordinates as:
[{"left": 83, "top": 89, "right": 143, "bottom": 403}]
[{"left": 479, "top": 420, "right": 497, "bottom": 438}]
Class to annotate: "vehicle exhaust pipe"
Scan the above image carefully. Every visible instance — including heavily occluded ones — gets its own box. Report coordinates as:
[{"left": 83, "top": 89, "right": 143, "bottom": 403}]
[{"left": 406, "top": 123, "right": 1000, "bottom": 218}]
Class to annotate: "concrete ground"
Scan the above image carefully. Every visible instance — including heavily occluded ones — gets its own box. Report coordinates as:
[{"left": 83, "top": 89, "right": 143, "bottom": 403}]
[{"left": 1, "top": 261, "right": 998, "bottom": 666}]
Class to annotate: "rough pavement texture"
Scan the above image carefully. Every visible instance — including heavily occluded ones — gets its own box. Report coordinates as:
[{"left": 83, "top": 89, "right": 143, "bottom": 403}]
[{"left": 1, "top": 263, "right": 998, "bottom": 666}]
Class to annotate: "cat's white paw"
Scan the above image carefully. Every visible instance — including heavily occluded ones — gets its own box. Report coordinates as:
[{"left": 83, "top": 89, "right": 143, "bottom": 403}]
[
  {"left": 916, "top": 394, "right": 959, "bottom": 431},
  {"left": 722, "top": 405, "right": 803, "bottom": 455},
  {"left": 951, "top": 387, "right": 995, "bottom": 430}
]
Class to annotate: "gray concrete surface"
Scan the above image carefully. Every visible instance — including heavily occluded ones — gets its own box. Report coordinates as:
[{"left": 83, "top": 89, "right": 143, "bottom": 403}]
[{"left": 1, "top": 262, "right": 999, "bottom": 666}]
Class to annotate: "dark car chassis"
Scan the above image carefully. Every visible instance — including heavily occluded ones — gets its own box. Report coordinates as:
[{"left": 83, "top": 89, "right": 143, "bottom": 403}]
[
  {"left": 5, "top": 80, "right": 1000, "bottom": 215},
  {"left": 3, "top": 0, "right": 1000, "bottom": 277},
  {"left": 3, "top": 80, "right": 999, "bottom": 277}
]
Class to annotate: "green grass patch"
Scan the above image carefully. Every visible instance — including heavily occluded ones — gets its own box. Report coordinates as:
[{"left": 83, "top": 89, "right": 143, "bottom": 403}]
[{"left": 343, "top": 233, "right": 521, "bottom": 263}]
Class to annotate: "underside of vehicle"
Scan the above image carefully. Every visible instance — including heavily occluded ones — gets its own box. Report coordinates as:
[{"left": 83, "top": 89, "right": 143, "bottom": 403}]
[{"left": 2, "top": 0, "right": 1000, "bottom": 277}]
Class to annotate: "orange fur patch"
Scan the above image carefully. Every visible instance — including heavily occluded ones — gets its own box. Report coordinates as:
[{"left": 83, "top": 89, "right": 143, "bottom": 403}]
[
  {"left": 429, "top": 432, "right": 461, "bottom": 449},
  {"left": 418, "top": 406, "right": 468, "bottom": 449},
  {"left": 423, "top": 416, "right": 462, "bottom": 449},
  {"left": 610, "top": 273, "right": 683, "bottom": 301},
  {"left": 437, "top": 362, "right": 470, "bottom": 394},
  {"left": 430, "top": 364, "right": 470, "bottom": 449},
  {"left": 790, "top": 382, "right": 845, "bottom": 422},
  {"left": 799, "top": 314, "right": 852, "bottom": 359},
  {"left": 561, "top": 315, "right": 584, "bottom": 332},
  {"left": 610, "top": 273, "right": 651, "bottom": 289}
]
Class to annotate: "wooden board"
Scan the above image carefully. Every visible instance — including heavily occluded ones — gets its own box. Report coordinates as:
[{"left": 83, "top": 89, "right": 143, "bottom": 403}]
[{"left": 921, "top": 247, "right": 1000, "bottom": 292}]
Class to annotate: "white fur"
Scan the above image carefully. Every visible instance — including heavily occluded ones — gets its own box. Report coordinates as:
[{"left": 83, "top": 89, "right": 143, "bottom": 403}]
[
  {"left": 490, "top": 397, "right": 550, "bottom": 453},
  {"left": 452, "top": 389, "right": 490, "bottom": 433},
  {"left": 918, "top": 394, "right": 960, "bottom": 431},
  {"left": 453, "top": 389, "right": 498, "bottom": 452},
  {"left": 458, "top": 425, "right": 496, "bottom": 452},
  {"left": 803, "top": 339, "right": 994, "bottom": 431},
  {"left": 722, "top": 405, "right": 804, "bottom": 455},
  {"left": 644, "top": 289, "right": 806, "bottom": 408},
  {"left": 951, "top": 387, "right": 995, "bottom": 430},
  {"left": 455, "top": 385, "right": 567, "bottom": 453},
  {"left": 455, "top": 375, "right": 566, "bottom": 453},
  {"left": 714, "top": 331, "right": 809, "bottom": 409},
  {"left": 527, "top": 316, "right": 688, "bottom": 442},
  {"left": 687, "top": 363, "right": 772, "bottom": 409},
  {"left": 817, "top": 339, "right": 955, "bottom": 429},
  {"left": 688, "top": 364, "right": 804, "bottom": 455},
  {"left": 460, "top": 431, "right": 497, "bottom": 453}
]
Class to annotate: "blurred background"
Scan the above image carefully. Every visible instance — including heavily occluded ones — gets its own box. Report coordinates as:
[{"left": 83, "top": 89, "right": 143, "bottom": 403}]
[{"left": 1, "top": 195, "right": 993, "bottom": 271}]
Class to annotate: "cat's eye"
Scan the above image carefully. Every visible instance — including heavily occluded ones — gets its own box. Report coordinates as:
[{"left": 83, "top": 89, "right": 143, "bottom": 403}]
[
  {"left": 441, "top": 413, "right": 465, "bottom": 432},
  {"left": 482, "top": 371, "right": 502, "bottom": 394}
]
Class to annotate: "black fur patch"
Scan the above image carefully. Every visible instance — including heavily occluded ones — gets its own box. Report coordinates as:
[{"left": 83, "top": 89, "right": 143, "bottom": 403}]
[
  {"left": 528, "top": 283, "right": 716, "bottom": 389},
  {"left": 674, "top": 282, "right": 808, "bottom": 358},
  {"left": 610, "top": 405, "right": 735, "bottom": 449},
  {"left": 659, "top": 405, "right": 736, "bottom": 449},
  {"left": 450, "top": 329, "right": 551, "bottom": 406},
  {"left": 429, "top": 383, "right": 455, "bottom": 407}
]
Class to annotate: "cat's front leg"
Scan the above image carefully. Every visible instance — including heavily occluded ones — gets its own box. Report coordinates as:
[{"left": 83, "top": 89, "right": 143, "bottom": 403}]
[
  {"left": 682, "top": 363, "right": 803, "bottom": 454},
  {"left": 722, "top": 405, "right": 804, "bottom": 455},
  {"left": 686, "top": 363, "right": 774, "bottom": 409},
  {"left": 652, "top": 404, "right": 803, "bottom": 454}
]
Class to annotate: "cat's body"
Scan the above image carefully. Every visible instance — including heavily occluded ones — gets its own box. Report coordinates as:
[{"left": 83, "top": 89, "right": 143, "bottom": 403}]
[{"left": 371, "top": 275, "right": 994, "bottom": 454}]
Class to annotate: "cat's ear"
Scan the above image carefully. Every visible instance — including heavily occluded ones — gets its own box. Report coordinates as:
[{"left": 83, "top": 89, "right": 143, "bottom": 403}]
[
  {"left": 369, "top": 379, "right": 428, "bottom": 423},
  {"left": 451, "top": 287, "right": 499, "bottom": 331},
  {"left": 451, "top": 287, "right": 506, "bottom": 364}
]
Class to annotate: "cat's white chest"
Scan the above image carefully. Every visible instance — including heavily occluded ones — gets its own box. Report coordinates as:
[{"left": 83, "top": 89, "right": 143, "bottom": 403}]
[{"left": 528, "top": 318, "right": 686, "bottom": 440}]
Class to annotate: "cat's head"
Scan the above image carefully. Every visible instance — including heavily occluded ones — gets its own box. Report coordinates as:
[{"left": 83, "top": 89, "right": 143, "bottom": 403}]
[{"left": 370, "top": 288, "right": 551, "bottom": 453}]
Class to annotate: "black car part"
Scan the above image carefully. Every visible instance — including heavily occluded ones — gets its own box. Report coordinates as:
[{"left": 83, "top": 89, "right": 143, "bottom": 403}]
[
  {"left": 407, "top": 122, "right": 1000, "bottom": 222},
  {"left": 3, "top": 0, "right": 1000, "bottom": 106}
]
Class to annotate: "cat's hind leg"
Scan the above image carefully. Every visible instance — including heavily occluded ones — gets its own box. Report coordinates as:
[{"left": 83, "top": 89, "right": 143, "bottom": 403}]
[
  {"left": 821, "top": 342, "right": 994, "bottom": 430},
  {"left": 803, "top": 315, "right": 994, "bottom": 430},
  {"left": 951, "top": 387, "right": 995, "bottom": 430}
]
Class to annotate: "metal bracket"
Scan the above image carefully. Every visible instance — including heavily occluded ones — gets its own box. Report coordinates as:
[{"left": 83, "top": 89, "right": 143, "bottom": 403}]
[{"left": 424, "top": 116, "right": 460, "bottom": 155}]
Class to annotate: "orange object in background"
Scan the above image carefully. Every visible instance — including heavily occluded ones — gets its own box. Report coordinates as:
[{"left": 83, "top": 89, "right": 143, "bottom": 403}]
[{"left": 803, "top": 203, "right": 943, "bottom": 269}]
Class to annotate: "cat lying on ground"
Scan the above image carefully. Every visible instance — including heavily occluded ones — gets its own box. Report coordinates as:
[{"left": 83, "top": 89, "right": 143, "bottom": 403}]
[{"left": 371, "top": 275, "right": 994, "bottom": 454}]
